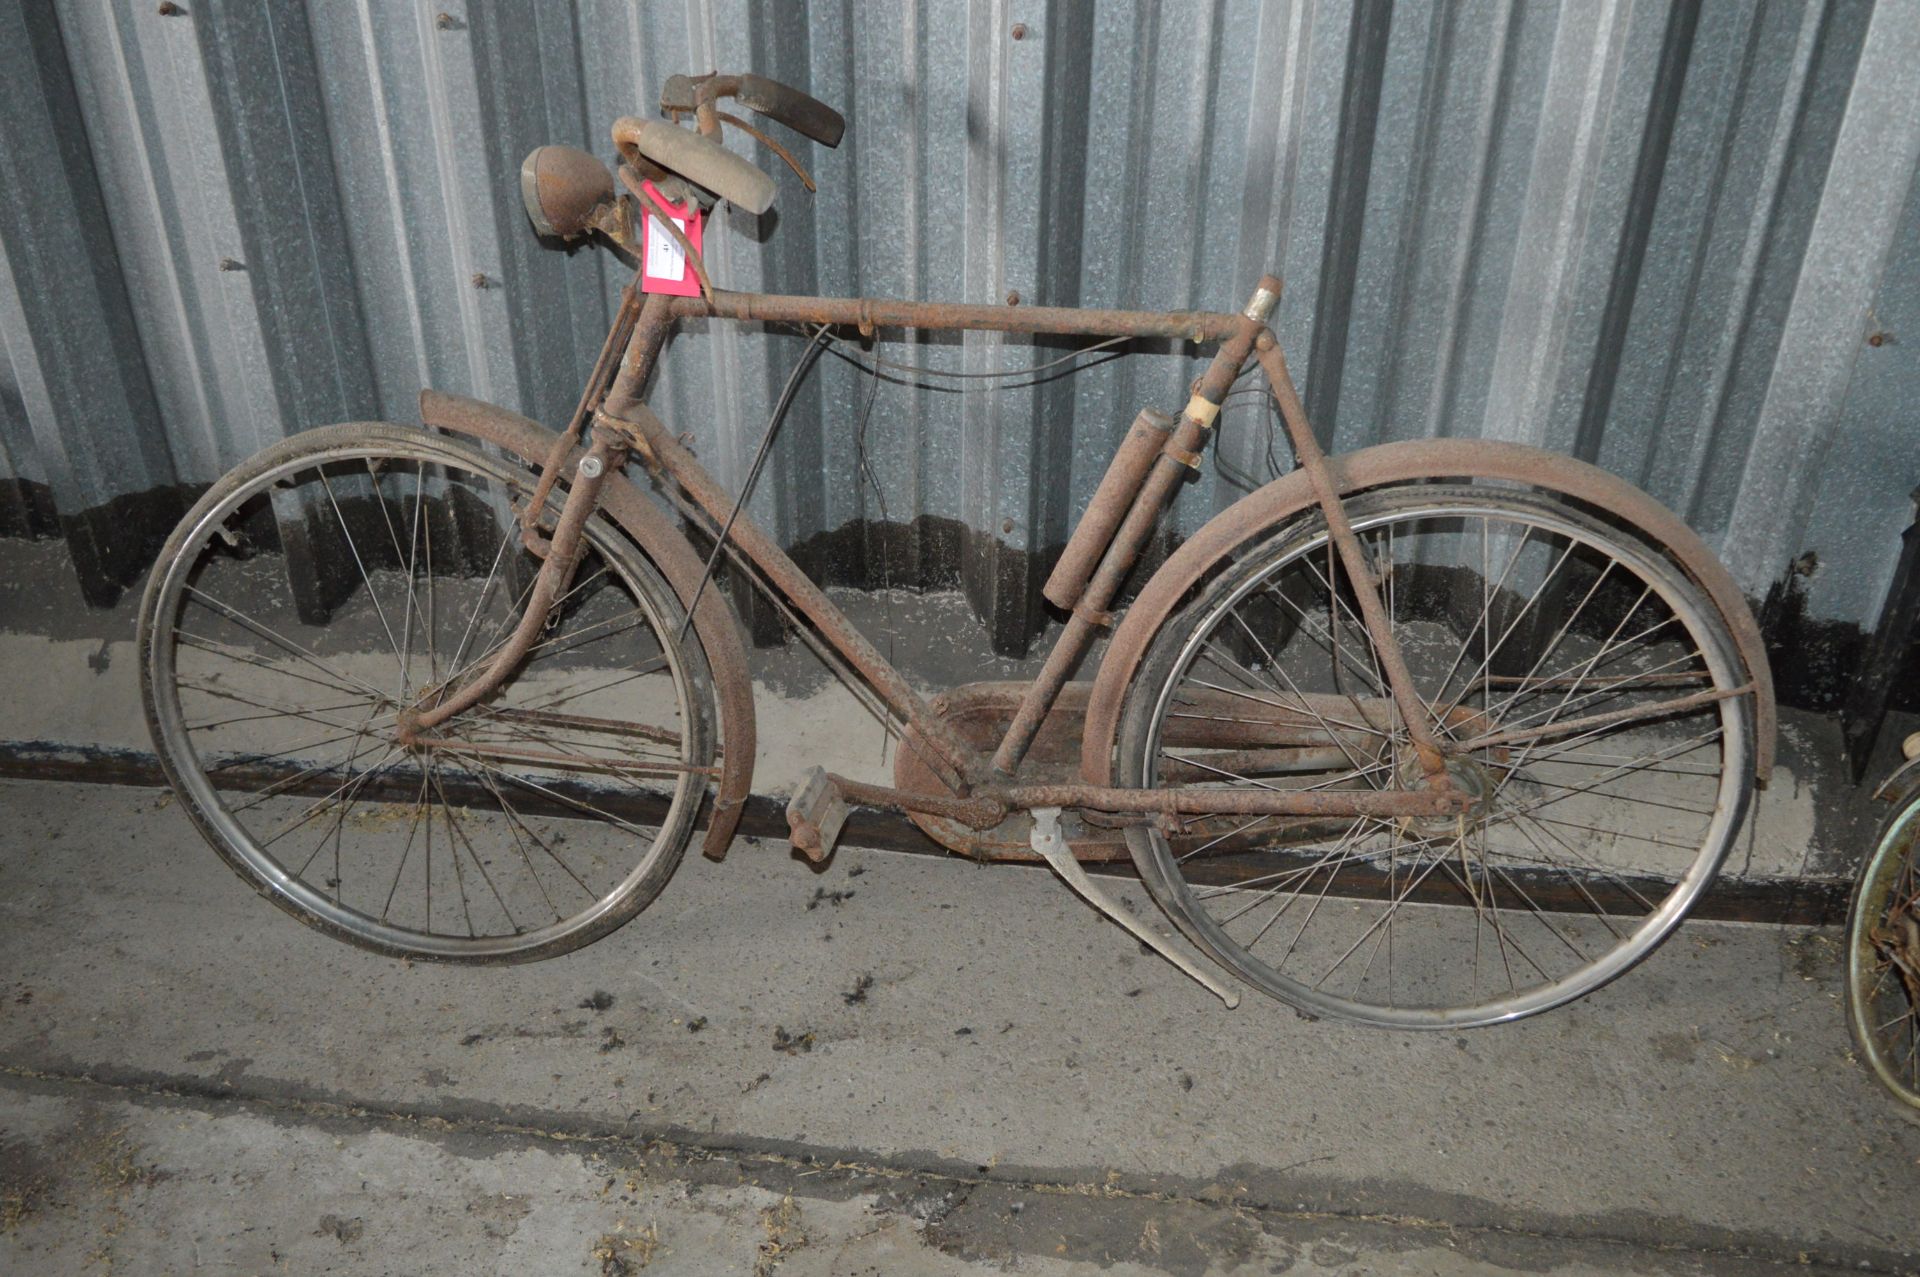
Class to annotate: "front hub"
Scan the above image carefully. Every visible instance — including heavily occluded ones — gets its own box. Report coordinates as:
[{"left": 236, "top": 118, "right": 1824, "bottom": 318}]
[
  {"left": 393, "top": 705, "right": 427, "bottom": 751},
  {"left": 1398, "top": 755, "right": 1496, "bottom": 836}
]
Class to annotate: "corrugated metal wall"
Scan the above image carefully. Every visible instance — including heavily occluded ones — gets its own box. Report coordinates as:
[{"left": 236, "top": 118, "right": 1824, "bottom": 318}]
[{"left": 2, "top": 0, "right": 1917, "bottom": 667}]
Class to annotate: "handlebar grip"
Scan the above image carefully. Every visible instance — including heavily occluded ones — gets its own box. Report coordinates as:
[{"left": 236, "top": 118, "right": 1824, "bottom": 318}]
[
  {"left": 735, "top": 75, "right": 845, "bottom": 148},
  {"left": 611, "top": 116, "right": 777, "bottom": 216},
  {"left": 656, "top": 73, "right": 845, "bottom": 150}
]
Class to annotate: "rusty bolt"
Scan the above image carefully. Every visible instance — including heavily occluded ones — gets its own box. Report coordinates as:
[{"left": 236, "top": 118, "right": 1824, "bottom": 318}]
[
  {"left": 1010, "top": 23, "right": 1028, "bottom": 40},
  {"left": 1001, "top": 518, "right": 1016, "bottom": 534},
  {"left": 157, "top": 1, "right": 184, "bottom": 15},
  {"left": 1867, "top": 331, "right": 1887, "bottom": 348},
  {"left": 217, "top": 257, "right": 243, "bottom": 272},
  {"left": 435, "top": 11, "right": 456, "bottom": 29},
  {"left": 471, "top": 272, "right": 489, "bottom": 289},
  {"left": 1005, "top": 290, "right": 1021, "bottom": 306}
]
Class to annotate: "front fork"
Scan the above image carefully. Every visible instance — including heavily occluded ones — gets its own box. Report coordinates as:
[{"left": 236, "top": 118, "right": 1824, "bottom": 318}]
[
  {"left": 395, "top": 428, "right": 625, "bottom": 742},
  {"left": 397, "top": 290, "right": 675, "bottom": 744}
]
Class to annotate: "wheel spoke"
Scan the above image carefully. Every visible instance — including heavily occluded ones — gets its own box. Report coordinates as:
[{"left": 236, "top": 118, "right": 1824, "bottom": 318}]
[
  {"left": 472, "top": 764, "right": 574, "bottom": 917},
  {"left": 445, "top": 517, "right": 518, "bottom": 681},
  {"left": 428, "top": 766, "right": 512, "bottom": 937},
  {"left": 218, "top": 728, "right": 388, "bottom": 806},
  {"left": 317, "top": 468, "right": 406, "bottom": 682},
  {"left": 401, "top": 463, "right": 427, "bottom": 695},
  {"left": 1220, "top": 610, "right": 1382, "bottom": 778},
  {"left": 182, "top": 587, "right": 388, "bottom": 700},
  {"left": 380, "top": 769, "right": 433, "bottom": 924},
  {"left": 176, "top": 632, "right": 375, "bottom": 703},
  {"left": 370, "top": 457, "right": 430, "bottom": 691}
]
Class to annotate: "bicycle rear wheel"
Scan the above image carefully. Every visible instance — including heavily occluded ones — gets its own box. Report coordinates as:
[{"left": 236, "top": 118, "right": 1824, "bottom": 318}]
[
  {"left": 139, "top": 423, "right": 714, "bottom": 961},
  {"left": 1117, "top": 483, "right": 1753, "bottom": 1028},
  {"left": 1845, "top": 781, "right": 1920, "bottom": 1118}
]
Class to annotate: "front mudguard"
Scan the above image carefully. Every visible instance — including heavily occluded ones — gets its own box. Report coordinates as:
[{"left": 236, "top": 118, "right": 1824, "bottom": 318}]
[
  {"left": 419, "top": 390, "right": 757, "bottom": 860},
  {"left": 1081, "top": 438, "right": 1777, "bottom": 788}
]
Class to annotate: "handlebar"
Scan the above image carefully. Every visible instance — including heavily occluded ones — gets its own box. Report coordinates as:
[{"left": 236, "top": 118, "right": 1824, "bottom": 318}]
[
  {"left": 611, "top": 73, "right": 843, "bottom": 218},
  {"left": 659, "top": 73, "right": 845, "bottom": 148},
  {"left": 523, "top": 72, "right": 841, "bottom": 269}
]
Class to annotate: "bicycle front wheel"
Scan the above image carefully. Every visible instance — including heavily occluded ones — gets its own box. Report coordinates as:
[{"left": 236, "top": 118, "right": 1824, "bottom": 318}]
[
  {"left": 139, "top": 423, "right": 715, "bottom": 962},
  {"left": 1117, "top": 483, "right": 1753, "bottom": 1028},
  {"left": 1845, "top": 782, "right": 1920, "bottom": 1117}
]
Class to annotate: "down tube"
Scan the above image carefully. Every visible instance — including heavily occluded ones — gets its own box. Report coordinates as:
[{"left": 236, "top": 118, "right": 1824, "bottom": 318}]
[{"left": 600, "top": 402, "right": 985, "bottom": 794}]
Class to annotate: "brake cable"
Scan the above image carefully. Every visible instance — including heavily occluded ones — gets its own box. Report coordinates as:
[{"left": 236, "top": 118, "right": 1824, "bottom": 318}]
[{"left": 677, "top": 325, "right": 833, "bottom": 639}]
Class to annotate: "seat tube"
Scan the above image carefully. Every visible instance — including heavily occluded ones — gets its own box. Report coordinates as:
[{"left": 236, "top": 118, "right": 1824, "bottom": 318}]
[{"left": 987, "top": 278, "right": 1282, "bottom": 778}]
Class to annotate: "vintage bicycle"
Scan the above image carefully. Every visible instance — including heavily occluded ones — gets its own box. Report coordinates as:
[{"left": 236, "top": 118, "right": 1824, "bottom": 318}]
[{"left": 137, "top": 72, "right": 1776, "bottom": 1029}]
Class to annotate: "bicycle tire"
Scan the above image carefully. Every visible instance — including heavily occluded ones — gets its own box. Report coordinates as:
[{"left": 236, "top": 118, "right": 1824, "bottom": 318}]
[
  {"left": 1117, "top": 482, "right": 1753, "bottom": 1028},
  {"left": 138, "top": 423, "right": 715, "bottom": 962},
  {"left": 1844, "top": 784, "right": 1920, "bottom": 1118}
]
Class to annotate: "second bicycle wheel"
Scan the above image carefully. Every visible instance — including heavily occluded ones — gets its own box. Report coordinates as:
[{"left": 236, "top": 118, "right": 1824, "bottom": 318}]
[
  {"left": 1117, "top": 483, "right": 1753, "bottom": 1028},
  {"left": 1844, "top": 766, "right": 1920, "bottom": 1118},
  {"left": 139, "top": 423, "right": 715, "bottom": 962}
]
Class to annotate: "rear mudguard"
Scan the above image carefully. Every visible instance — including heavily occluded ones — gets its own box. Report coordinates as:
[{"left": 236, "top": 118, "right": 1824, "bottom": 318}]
[
  {"left": 1081, "top": 438, "right": 1777, "bottom": 787},
  {"left": 419, "top": 390, "right": 757, "bottom": 860}
]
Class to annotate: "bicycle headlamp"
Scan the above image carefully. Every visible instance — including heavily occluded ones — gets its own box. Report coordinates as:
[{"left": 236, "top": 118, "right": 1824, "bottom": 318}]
[{"left": 519, "top": 144, "right": 617, "bottom": 240}]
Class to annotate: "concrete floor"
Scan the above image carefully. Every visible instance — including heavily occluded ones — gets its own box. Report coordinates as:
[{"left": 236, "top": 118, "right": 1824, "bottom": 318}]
[{"left": 2, "top": 776, "right": 1918, "bottom": 1275}]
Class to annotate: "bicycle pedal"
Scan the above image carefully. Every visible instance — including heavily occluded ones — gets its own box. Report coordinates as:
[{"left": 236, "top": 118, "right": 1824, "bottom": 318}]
[{"left": 786, "top": 766, "right": 849, "bottom": 863}]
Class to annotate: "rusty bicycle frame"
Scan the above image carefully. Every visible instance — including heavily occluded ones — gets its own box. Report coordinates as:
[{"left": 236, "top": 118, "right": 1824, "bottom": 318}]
[
  {"left": 396, "top": 71, "right": 1775, "bottom": 876},
  {"left": 400, "top": 273, "right": 1475, "bottom": 820},
  {"left": 398, "top": 264, "right": 1769, "bottom": 846}
]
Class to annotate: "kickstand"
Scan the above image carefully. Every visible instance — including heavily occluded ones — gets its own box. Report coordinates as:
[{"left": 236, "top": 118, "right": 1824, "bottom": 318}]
[{"left": 1027, "top": 807, "right": 1240, "bottom": 1009}]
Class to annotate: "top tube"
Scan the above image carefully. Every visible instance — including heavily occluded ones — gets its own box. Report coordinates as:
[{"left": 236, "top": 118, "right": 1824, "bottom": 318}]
[{"left": 665, "top": 289, "right": 1241, "bottom": 343}]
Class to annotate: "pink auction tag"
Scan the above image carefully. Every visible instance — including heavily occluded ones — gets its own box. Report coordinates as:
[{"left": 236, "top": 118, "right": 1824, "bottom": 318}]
[{"left": 638, "top": 181, "right": 704, "bottom": 297}]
